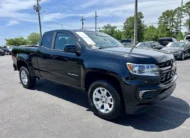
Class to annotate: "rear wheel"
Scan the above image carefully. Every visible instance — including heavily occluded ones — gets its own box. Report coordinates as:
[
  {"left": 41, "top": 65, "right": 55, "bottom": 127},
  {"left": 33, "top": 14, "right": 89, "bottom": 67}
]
[
  {"left": 19, "top": 67, "right": 36, "bottom": 89},
  {"left": 88, "top": 81, "right": 122, "bottom": 120}
]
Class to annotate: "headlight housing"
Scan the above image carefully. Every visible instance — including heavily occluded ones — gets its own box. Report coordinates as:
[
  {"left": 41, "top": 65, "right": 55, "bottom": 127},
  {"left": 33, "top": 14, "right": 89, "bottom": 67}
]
[{"left": 127, "top": 63, "right": 160, "bottom": 76}]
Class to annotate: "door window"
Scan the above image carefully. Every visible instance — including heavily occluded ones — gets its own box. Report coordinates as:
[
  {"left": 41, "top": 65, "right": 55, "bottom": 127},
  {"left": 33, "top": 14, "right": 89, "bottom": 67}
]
[{"left": 54, "top": 33, "right": 77, "bottom": 50}]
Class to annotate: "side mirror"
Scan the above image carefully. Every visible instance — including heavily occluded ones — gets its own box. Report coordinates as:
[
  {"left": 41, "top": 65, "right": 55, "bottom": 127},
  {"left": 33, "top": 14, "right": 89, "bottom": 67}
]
[{"left": 64, "top": 44, "right": 80, "bottom": 55}]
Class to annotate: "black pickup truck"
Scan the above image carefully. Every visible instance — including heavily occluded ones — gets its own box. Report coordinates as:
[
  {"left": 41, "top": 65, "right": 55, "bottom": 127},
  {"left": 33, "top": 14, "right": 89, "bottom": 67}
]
[{"left": 12, "top": 30, "right": 177, "bottom": 120}]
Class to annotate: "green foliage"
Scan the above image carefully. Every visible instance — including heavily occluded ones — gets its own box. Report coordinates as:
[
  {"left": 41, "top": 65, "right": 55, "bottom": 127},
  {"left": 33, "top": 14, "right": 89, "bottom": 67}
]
[
  {"left": 100, "top": 24, "right": 125, "bottom": 40},
  {"left": 182, "top": 2, "right": 190, "bottom": 31},
  {"left": 5, "top": 32, "right": 41, "bottom": 46},
  {"left": 123, "top": 12, "right": 145, "bottom": 42},
  {"left": 144, "top": 26, "right": 158, "bottom": 41},
  {"left": 5, "top": 37, "right": 28, "bottom": 46},
  {"left": 27, "top": 32, "right": 41, "bottom": 45}
]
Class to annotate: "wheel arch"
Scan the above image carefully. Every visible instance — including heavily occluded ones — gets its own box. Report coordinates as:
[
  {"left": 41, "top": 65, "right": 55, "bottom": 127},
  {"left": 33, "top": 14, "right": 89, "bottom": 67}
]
[
  {"left": 84, "top": 70, "right": 123, "bottom": 97},
  {"left": 17, "top": 60, "right": 29, "bottom": 71}
]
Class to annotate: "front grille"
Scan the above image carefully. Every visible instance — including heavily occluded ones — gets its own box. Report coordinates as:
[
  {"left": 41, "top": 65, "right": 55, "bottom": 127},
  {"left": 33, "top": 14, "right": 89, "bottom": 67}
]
[{"left": 157, "top": 60, "right": 176, "bottom": 84}]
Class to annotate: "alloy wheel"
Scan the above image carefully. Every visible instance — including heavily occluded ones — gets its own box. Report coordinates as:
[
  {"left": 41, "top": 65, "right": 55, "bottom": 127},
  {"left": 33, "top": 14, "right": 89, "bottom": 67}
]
[{"left": 92, "top": 87, "right": 114, "bottom": 114}]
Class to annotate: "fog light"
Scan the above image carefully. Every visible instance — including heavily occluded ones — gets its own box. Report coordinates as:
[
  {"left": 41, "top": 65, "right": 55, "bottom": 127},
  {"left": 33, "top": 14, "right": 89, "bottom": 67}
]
[{"left": 139, "top": 90, "right": 157, "bottom": 100}]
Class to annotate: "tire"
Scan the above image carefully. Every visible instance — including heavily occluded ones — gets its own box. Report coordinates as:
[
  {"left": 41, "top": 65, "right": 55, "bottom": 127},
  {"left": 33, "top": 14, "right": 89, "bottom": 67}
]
[
  {"left": 19, "top": 67, "right": 36, "bottom": 89},
  {"left": 181, "top": 52, "right": 185, "bottom": 60},
  {"left": 88, "top": 80, "right": 122, "bottom": 120}
]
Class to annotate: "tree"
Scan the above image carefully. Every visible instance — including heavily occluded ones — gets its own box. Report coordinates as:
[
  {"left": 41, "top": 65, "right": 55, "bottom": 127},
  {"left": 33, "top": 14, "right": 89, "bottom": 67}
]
[
  {"left": 183, "top": 1, "right": 190, "bottom": 31},
  {"left": 158, "top": 8, "right": 183, "bottom": 39},
  {"left": 5, "top": 37, "right": 28, "bottom": 46},
  {"left": 27, "top": 32, "right": 41, "bottom": 45},
  {"left": 100, "top": 24, "right": 125, "bottom": 40},
  {"left": 158, "top": 10, "right": 176, "bottom": 37},
  {"left": 123, "top": 12, "right": 145, "bottom": 42},
  {"left": 144, "top": 26, "right": 158, "bottom": 41}
]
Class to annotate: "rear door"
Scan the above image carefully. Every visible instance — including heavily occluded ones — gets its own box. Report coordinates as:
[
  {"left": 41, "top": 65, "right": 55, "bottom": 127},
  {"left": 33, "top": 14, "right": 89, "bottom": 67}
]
[{"left": 49, "top": 31, "right": 82, "bottom": 88}]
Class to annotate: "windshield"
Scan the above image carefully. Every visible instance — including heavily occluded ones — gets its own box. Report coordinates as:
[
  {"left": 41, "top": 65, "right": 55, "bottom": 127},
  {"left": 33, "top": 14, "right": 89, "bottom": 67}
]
[
  {"left": 78, "top": 32, "right": 123, "bottom": 49},
  {"left": 166, "top": 42, "right": 185, "bottom": 47},
  {"left": 136, "top": 43, "right": 144, "bottom": 47},
  {"left": 136, "top": 42, "right": 150, "bottom": 48}
]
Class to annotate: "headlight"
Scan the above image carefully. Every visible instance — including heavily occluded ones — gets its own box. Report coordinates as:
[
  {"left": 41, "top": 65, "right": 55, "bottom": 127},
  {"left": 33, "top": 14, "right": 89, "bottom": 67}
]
[{"left": 127, "top": 63, "right": 160, "bottom": 76}]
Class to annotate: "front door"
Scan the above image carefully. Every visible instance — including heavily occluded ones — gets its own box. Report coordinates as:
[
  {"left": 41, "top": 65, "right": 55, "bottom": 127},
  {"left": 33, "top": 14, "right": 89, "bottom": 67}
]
[{"left": 49, "top": 32, "right": 82, "bottom": 88}]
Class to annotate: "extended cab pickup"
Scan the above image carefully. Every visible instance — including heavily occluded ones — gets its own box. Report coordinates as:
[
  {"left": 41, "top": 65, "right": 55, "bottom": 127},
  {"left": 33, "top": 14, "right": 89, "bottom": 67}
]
[{"left": 12, "top": 30, "right": 177, "bottom": 120}]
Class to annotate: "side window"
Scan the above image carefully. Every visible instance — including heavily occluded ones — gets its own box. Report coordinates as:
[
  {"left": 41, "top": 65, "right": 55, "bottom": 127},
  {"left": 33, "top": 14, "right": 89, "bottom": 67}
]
[
  {"left": 54, "top": 33, "right": 77, "bottom": 50},
  {"left": 41, "top": 32, "right": 53, "bottom": 48}
]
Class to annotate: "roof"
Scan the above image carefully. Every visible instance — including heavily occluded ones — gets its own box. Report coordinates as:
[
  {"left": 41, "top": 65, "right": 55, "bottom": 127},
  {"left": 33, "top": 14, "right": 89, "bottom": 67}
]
[{"left": 44, "top": 30, "right": 96, "bottom": 34}]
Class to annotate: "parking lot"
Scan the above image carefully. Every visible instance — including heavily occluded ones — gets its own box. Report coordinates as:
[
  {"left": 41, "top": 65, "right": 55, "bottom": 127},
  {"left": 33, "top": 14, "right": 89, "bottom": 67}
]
[{"left": 0, "top": 55, "right": 190, "bottom": 138}]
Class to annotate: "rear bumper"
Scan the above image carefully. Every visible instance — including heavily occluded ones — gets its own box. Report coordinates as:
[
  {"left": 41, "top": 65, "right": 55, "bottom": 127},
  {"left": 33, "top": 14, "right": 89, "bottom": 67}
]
[{"left": 121, "top": 75, "right": 177, "bottom": 114}]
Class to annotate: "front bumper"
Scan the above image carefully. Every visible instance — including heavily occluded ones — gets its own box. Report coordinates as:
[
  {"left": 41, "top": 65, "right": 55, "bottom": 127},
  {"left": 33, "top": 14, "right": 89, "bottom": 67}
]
[{"left": 122, "top": 75, "right": 177, "bottom": 114}]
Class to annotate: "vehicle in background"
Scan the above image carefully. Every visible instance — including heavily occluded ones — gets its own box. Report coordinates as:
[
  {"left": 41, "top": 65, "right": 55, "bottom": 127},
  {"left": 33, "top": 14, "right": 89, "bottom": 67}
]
[
  {"left": 136, "top": 41, "right": 164, "bottom": 50},
  {"left": 0, "top": 48, "right": 5, "bottom": 56},
  {"left": 158, "top": 37, "right": 177, "bottom": 46},
  {"left": 184, "top": 35, "right": 190, "bottom": 41},
  {"left": 12, "top": 30, "right": 177, "bottom": 120},
  {"left": 162, "top": 41, "right": 190, "bottom": 60},
  {"left": 121, "top": 39, "right": 133, "bottom": 47},
  {"left": 1, "top": 46, "right": 11, "bottom": 55},
  {"left": 122, "top": 43, "right": 134, "bottom": 48}
]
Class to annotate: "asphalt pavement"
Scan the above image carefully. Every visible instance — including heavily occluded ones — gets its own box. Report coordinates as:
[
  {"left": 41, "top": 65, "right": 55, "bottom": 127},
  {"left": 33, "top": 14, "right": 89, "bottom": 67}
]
[{"left": 0, "top": 55, "right": 190, "bottom": 138}]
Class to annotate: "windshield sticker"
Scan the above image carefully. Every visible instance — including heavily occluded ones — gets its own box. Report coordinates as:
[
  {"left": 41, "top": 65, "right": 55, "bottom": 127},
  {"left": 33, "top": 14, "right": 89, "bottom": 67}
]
[{"left": 76, "top": 32, "right": 96, "bottom": 46}]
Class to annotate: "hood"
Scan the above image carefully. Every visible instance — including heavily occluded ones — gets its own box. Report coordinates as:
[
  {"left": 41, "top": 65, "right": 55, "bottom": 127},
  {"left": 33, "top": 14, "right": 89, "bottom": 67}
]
[
  {"left": 162, "top": 47, "right": 184, "bottom": 53},
  {"left": 101, "top": 47, "right": 174, "bottom": 63}
]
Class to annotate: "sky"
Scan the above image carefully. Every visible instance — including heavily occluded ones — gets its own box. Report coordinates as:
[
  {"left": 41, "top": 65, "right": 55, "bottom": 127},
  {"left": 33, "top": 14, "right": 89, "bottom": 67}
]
[{"left": 0, "top": 0, "right": 189, "bottom": 45}]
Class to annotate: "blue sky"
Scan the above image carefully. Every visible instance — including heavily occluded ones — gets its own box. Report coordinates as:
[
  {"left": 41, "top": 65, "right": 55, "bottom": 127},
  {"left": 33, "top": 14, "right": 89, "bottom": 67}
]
[{"left": 0, "top": 0, "right": 188, "bottom": 45}]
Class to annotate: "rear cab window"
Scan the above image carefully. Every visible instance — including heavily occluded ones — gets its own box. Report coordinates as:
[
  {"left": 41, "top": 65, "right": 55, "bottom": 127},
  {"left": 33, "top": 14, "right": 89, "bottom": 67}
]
[{"left": 41, "top": 32, "right": 54, "bottom": 49}]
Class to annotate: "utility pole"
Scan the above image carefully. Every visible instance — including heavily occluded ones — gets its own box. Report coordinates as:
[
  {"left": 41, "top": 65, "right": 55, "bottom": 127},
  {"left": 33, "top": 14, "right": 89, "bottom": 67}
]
[
  {"left": 95, "top": 11, "right": 98, "bottom": 31},
  {"left": 179, "top": 0, "right": 183, "bottom": 40},
  {"left": 134, "top": 0, "right": 138, "bottom": 45},
  {"left": 34, "top": 0, "right": 42, "bottom": 37},
  {"left": 81, "top": 16, "right": 85, "bottom": 30}
]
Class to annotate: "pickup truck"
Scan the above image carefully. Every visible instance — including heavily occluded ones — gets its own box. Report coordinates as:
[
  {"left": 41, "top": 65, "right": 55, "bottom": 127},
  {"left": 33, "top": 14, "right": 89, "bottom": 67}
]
[{"left": 12, "top": 30, "right": 177, "bottom": 120}]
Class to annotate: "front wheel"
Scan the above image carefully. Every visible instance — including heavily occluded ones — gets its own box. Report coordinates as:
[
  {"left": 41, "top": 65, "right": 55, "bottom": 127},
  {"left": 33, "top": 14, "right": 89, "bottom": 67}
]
[
  {"left": 19, "top": 67, "right": 36, "bottom": 89},
  {"left": 88, "top": 81, "right": 122, "bottom": 120}
]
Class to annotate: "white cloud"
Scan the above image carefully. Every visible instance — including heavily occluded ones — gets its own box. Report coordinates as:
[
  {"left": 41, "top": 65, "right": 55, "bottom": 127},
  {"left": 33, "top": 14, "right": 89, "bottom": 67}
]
[
  {"left": 6, "top": 21, "right": 19, "bottom": 26},
  {"left": 42, "top": 13, "right": 65, "bottom": 22},
  {"left": 0, "top": 0, "right": 49, "bottom": 22}
]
